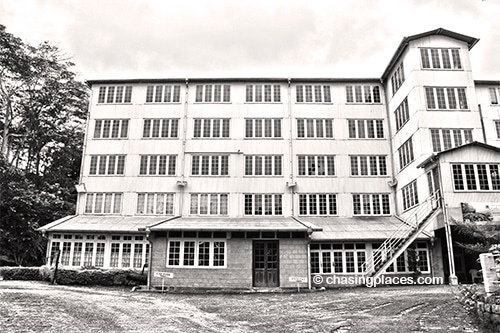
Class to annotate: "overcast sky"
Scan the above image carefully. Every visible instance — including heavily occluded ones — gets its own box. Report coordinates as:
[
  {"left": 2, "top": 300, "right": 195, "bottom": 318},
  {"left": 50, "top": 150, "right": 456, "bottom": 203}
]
[{"left": 2, "top": 0, "right": 500, "bottom": 81}]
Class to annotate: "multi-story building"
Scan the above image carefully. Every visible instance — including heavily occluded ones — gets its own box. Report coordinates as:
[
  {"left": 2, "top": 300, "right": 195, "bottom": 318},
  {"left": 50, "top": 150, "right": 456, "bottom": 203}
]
[{"left": 40, "top": 28, "right": 500, "bottom": 289}]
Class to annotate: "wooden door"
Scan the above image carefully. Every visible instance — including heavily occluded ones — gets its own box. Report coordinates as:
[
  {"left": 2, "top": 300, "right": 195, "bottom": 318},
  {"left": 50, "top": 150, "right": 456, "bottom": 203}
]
[{"left": 253, "top": 241, "right": 279, "bottom": 287}]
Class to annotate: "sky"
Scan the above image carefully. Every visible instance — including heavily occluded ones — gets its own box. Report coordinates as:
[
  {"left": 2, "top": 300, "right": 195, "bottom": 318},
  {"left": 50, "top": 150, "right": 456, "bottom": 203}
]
[{"left": 2, "top": 0, "right": 500, "bottom": 81}]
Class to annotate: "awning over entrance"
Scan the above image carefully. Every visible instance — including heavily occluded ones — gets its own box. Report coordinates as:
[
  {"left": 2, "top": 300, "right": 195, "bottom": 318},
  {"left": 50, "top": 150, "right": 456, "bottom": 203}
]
[
  {"left": 38, "top": 215, "right": 170, "bottom": 233},
  {"left": 148, "top": 216, "right": 321, "bottom": 232},
  {"left": 298, "top": 216, "right": 431, "bottom": 241}
]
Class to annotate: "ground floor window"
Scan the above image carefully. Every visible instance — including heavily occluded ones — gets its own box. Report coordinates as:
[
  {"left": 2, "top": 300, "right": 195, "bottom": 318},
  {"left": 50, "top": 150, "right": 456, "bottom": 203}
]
[
  {"left": 167, "top": 239, "right": 226, "bottom": 268},
  {"left": 373, "top": 242, "right": 430, "bottom": 274},
  {"left": 48, "top": 233, "right": 149, "bottom": 269},
  {"left": 311, "top": 243, "right": 366, "bottom": 274}
]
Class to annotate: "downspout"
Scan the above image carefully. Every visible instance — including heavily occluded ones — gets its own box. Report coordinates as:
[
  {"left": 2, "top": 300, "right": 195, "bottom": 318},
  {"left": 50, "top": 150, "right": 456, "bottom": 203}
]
[
  {"left": 307, "top": 236, "right": 312, "bottom": 290},
  {"left": 178, "top": 78, "right": 190, "bottom": 215},
  {"left": 478, "top": 104, "right": 487, "bottom": 145},
  {"left": 146, "top": 228, "right": 153, "bottom": 290},
  {"left": 287, "top": 78, "right": 295, "bottom": 215},
  {"left": 435, "top": 163, "right": 457, "bottom": 285}
]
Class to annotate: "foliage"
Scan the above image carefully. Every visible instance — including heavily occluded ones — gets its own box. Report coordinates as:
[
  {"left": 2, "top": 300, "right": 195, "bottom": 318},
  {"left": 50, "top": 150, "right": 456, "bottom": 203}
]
[
  {"left": 0, "top": 266, "right": 42, "bottom": 280},
  {"left": 0, "top": 25, "right": 89, "bottom": 265},
  {"left": 453, "top": 217, "right": 500, "bottom": 254}
]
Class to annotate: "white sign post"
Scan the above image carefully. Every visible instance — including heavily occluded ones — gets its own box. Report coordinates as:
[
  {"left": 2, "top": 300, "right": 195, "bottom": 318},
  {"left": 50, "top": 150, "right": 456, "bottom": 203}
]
[
  {"left": 154, "top": 272, "right": 174, "bottom": 293},
  {"left": 289, "top": 276, "right": 308, "bottom": 292}
]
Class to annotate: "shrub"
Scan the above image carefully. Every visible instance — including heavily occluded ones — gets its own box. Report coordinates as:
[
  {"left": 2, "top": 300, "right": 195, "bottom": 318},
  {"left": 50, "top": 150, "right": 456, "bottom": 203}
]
[
  {"left": 0, "top": 266, "right": 147, "bottom": 286},
  {"left": 0, "top": 267, "right": 42, "bottom": 281}
]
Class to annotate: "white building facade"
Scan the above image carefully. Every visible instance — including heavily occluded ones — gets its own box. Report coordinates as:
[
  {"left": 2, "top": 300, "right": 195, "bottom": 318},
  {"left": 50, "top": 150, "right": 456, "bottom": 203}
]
[{"left": 41, "top": 28, "right": 500, "bottom": 288}]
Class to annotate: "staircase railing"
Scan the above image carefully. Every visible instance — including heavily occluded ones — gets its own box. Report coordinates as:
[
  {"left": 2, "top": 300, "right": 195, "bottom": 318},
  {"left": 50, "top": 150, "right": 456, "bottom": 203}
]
[{"left": 360, "top": 190, "right": 441, "bottom": 277}]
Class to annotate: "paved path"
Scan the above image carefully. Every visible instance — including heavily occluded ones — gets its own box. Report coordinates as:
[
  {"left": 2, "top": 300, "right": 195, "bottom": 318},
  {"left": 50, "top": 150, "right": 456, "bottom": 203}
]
[{"left": 0, "top": 281, "right": 484, "bottom": 332}]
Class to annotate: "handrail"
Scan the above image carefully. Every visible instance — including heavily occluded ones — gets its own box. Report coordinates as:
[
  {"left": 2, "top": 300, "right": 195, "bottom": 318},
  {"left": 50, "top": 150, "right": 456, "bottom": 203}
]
[{"left": 360, "top": 190, "right": 441, "bottom": 275}]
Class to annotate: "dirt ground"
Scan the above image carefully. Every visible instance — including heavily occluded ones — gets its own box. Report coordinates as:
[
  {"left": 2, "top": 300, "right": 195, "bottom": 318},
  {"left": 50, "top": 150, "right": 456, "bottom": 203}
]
[{"left": 0, "top": 281, "right": 487, "bottom": 333}]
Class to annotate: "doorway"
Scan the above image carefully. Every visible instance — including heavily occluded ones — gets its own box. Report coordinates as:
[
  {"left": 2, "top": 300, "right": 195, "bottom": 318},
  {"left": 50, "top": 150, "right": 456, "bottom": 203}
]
[{"left": 253, "top": 240, "right": 279, "bottom": 287}]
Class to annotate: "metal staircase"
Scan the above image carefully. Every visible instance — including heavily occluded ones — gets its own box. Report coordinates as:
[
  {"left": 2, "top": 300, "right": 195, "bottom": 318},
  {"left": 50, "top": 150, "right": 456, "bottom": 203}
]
[{"left": 360, "top": 191, "right": 441, "bottom": 279}]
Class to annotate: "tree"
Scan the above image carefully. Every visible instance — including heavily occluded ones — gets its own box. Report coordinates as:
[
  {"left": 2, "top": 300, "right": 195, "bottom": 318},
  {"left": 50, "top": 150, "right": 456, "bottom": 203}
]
[{"left": 0, "top": 25, "right": 88, "bottom": 265}]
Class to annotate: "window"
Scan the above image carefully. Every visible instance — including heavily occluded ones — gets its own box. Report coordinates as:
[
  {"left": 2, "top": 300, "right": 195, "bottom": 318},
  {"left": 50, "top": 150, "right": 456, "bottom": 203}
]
[
  {"left": 244, "top": 194, "right": 282, "bottom": 215},
  {"left": 350, "top": 156, "right": 387, "bottom": 176},
  {"left": 246, "top": 84, "right": 281, "bottom": 102},
  {"left": 50, "top": 234, "right": 148, "bottom": 269},
  {"left": 89, "top": 155, "right": 125, "bottom": 175},
  {"left": 298, "top": 155, "right": 335, "bottom": 176},
  {"left": 402, "top": 180, "right": 419, "bottom": 211},
  {"left": 245, "top": 118, "right": 281, "bottom": 138},
  {"left": 143, "top": 119, "right": 179, "bottom": 138},
  {"left": 85, "top": 193, "right": 122, "bottom": 214},
  {"left": 398, "top": 137, "right": 414, "bottom": 170},
  {"left": 94, "top": 119, "right": 129, "bottom": 139},
  {"left": 347, "top": 119, "right": 384, "bottom": 139},
  {"left": 245, "top": 155, "right": 282, "bottom": 176},
  {"left": 139, "top": 155, "right": 176, "bottom": 176},
  {"left": 376, "top": 242, "right": 430, "bottom": 273},
  {"left": 190, "top": 193, "right": 228, "bottom": 215},
  {"left": 97, "top": 86, "right": 133, "bottom": 103},
  {"left": 191, "top": 155, "right": 229, "bottom": 176},
  {"left": 489, "top": 87, "right": 499, "bottom": 105},
  {"left": 452, "top": 163, "right": 500, "bottom": 191},
  {"left": 298, "top": 194, "right": 337, "bottom": 215},
  {"left": 390, "top": 63, "right": 405, "bottom": 95},
  {"left": 495, "top": 120, "right": 500, "bottom": 139},
  {"left": 425, "top": 87, "right": 468, "bottom": 110},
  {"left": 352, "top": 194, "right": 390, "bottom": 215},
  {"left": 420, "top": 48, "right": 462, "bottom": 70},
  {"left": 145, "top": 85, "right": 181, "bottom": 103},
  {"left": 137, "top": 193, "right": 174, "bottom": 215},
  {"left": 394, "top": 98, "right": 409, "bottom": 131},
  {"left": 346, "top": 85, "right": 381, "bottom": 103},
  {"left": 430, "top": 128, "right": 473, "bottom": 152},
  {"left": 310, "top": 243, "right": 366, "bottom": 274},
  {"left": 296, "top": 85, "right": 332, "bottom": 103},
  {"left": 195, "top": 84, "right": 230, "bottom": 103},
  {"left": 167, "top": 239, "right": 226, "bottom": 268},
  {"left": 194, "top": 119, "right": 230, "bottom": 138},
  {"left": 297, "top": 119, "right": 334, "bottom": 138},
  {"left": 427, "top": 168, "right": 440, "bottom": 196}
]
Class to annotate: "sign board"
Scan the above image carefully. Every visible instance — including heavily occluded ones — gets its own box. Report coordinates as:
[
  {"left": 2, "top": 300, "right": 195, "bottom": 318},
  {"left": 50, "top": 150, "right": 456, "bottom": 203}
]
[
  {"left": 154, "top": 272, "right": 174, "bottom": 279},
  {"left": 289, "top": 276, "right": 307, "bottom": 283}
]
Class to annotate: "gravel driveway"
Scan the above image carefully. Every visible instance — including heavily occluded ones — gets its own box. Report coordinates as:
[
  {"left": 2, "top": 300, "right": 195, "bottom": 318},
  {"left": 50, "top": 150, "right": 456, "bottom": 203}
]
[{"left": 0, "top": 281, "right": 484, "bottom": 332}]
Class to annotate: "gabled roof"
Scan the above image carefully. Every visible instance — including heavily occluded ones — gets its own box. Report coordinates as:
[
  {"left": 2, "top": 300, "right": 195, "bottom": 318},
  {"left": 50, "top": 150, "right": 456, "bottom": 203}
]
[
  {"left": 381, "top": 28, "right": 480, "bottom": 81},
  {"left": 418, "top": 141, "right": 500, "bottom": 168}
]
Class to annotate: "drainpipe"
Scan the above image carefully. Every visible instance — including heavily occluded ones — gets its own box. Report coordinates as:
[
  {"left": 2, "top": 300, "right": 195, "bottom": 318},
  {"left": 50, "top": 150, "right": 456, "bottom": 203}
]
[
  {"left": 307, "top": 234, "right": 312, "bottom": 290},
  {"left": 287, "top": 78, "right": 296, "bottom": 215},
  {"left": 478, "top": 104, "right": 487, "bottom": 145},
  {"left": 178, "top": 78, "right": 190, "bottom": 215},
  {"left": 146, "top": 228, "right": 153, "bottom": 290}
]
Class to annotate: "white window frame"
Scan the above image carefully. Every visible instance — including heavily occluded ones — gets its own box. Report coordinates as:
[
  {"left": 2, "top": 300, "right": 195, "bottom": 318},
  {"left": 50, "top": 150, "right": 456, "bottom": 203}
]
[
  {"left": 310, "top": 243, "right": 366, "bottom": 274},
  {"left": 297, "top": 119, "right": 334, "bottom": 138},
  {"left": 189, "top": 193, "right": 228, "bottom": 216},
  {"left": 425, "top": 86, "right": 468, "bottom": 110},
  {"left": 94, "top": 119, "right": 129, "bottom": 139},
  {"left": 139, "top": 155, "right": 177, "bottom": 176},
  {"left": 167, "top": 239, "right": 227, "bottom": 268},
  {"left": 402, "top": 180, "right": 419, "bottom": 211},
  {"left": 298, "top": 194, "right": 337, "bottom": 216},
  {"left": 245, "top": 118, "right": 282, "bottom": 138},
  {"left": 489, "top": 87, "right": 499, "bottom": 105},
  {"left": 430, "top": 128, "right": 473, "bottom": 152},
  {"left": 244, "top": 155, "right": 282, "bottom": 176},
  {"left": 89, "top": 155, "right": 126, "bottom": 176},
  {"left": 346, "top": 85, "right": 381, "bottom": 103},
  {"left": 296, "top": 85, "right": 332, "bottom": 103},
  {"left": 349, "top": 155, "right": 387, "bottom": 176},
  {"left": 142, "top": 119, "right": 179, "bottom": 138},
  {"left": 420, "top": 48, "right": 462, "bottom": 70},
  {"left": 398, "top": 137, "right": 414, "bottom": 170},
  {"left": 244, "top": 194, "right": 283, "bottom": 216},
  {"left": 352, "top": 194, "right": 390, "bottom": 216},
  {"left": 97, "top": 86, "right": 132, "bottom": 104},
  {"left": 145, "top": 85, "right": 181, "bottom": 103},
  {"left": 193, "top": 118, "right": 230, "bottom": 138},
  {"left": 390, "top": 63, "right": 405, "bottom": 96},
  {"left": 246, "top": 84, "right": 281, "bottom": 103},
  {"left": 394, "top": 98, "right": 409, "bottom": 131},
  {"left": 136, "top": 193, "right": 175, "bottom": 215},
  {"left": 191, "top": 155, "right": 229, "bottom": 176},
  {"left": 195, "top": 84, "right": 231, "bottom": 103},
  {"left": 297, "top": 155, "right": 335, "bottom": 176},
  {"left": 85, "top": 193, "right": 122, "bottom": 214},
  {"left": 452, "top": 163, "right": 500, "bottom": 191},
  {"left": 347, "top": 119, "right": 384, "bottom": 139}
]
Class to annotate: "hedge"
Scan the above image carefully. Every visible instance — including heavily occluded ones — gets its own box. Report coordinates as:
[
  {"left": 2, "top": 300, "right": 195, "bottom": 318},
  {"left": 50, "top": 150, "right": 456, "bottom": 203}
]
[{"left": 0, "top": 266, "right": 147, "bottom": 286}]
